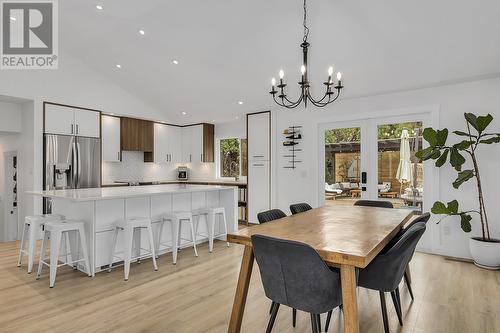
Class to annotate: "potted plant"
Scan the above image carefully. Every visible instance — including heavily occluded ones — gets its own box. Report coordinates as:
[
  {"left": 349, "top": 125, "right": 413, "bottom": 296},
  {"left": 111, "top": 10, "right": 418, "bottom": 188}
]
[{"left": 416, "top": 113, "right": 500, "bottom": 269}]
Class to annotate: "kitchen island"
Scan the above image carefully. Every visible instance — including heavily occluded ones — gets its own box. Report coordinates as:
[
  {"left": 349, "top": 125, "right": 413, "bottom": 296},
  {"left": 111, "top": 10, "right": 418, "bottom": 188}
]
[{"left": 29, "top": 184, "right": 238, "bottom": 275}]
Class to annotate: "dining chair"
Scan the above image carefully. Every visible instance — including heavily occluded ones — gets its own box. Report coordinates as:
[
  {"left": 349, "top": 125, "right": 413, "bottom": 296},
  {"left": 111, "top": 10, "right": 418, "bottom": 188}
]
[
  {"left": 289, "top": 203, "right": 313, "bottom": 215},
  {"left": 252, "top": 234, "right": 342, "bottom": 333},
  {"left": 354, "top": 200, "right": 394, "bottom": 208},
  {"left": 356, "top": 222, "right": 426, "bottom": 333},
  {"left": 384, "top": 212, "right": 430, "bottom": 300},
  {"left": 257, "top": 209, "right": 287, "bottom": 223}
]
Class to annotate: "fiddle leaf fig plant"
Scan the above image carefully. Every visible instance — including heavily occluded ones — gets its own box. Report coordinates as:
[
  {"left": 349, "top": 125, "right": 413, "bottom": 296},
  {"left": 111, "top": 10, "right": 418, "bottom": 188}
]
[{"left": 416, "top": 113, "right": 500, "bottom": 240}]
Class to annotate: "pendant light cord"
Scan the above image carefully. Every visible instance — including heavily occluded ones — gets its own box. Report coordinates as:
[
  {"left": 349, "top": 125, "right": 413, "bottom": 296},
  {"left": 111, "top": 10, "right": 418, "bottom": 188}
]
[{"left": 303, "top": 0, "right": 309, "bottom": 43}]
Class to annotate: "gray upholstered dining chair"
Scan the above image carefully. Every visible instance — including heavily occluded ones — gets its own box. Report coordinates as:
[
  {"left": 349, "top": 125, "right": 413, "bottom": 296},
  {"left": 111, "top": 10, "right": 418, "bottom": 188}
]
[
  {"left": 385, "top": 212, "right": 430, "bottom": 300},
  {"left": 354, "top": 199, "right": 394, "bottom": 209},
  {"left": 257, "top": 209, "right": 297, "bottom": 325},
  {"left": 257, "top": 209, "right": 287, "bottom": 223},
  {"left": 356, "top": 222, "right": 426, "bottom": 333},
  {"left": 290, "top": 202, "right": 313, "bottom": 215},
  {"left": 252, "top": 234, "right": 342, "bottom": 333}
]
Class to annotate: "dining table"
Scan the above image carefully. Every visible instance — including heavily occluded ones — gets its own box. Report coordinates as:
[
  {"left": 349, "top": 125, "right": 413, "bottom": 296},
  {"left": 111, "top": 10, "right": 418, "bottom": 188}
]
[{"left": 226, "top": 205, "right": 414, "bottom": 333}]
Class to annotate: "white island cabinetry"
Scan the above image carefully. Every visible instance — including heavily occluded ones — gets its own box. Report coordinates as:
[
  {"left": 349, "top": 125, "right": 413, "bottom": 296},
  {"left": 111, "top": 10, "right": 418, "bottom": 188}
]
[{"left": 29, "top": 184, "right": 238, "bottom": 275}]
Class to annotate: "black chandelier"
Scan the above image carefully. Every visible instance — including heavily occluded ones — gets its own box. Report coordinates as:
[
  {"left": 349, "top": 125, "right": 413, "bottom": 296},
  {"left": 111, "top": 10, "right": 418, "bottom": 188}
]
[{"left": 269, "top": 0, "right": 344, "bottom": 109}]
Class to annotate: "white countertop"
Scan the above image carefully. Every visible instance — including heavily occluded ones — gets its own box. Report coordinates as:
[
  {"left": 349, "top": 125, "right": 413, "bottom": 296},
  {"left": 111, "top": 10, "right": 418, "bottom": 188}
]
[{"left": 28, "top": 184, "right": 235, "bottom": 202}]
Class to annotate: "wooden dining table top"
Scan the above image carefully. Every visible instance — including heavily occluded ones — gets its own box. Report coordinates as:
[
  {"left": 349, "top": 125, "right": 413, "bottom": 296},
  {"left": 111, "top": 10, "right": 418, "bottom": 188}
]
[{"left": 227, "top": 205, "right": 414, "bottom": 268}]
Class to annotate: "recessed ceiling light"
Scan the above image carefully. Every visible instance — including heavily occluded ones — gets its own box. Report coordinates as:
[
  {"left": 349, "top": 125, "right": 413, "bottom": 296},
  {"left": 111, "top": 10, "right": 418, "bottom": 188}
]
[
  {"left": 96, "top": 5, "right": 103, "bottom": 10},
  {"left": 10, "top": 17, "right": 16, "bottom": 21},
  {"left": 138, "top": 29, "right": 145, "bottom": 35},
  {"left": 115, "top": 64, "right": 122, "bottom": 69},
  {"left": 172, "top": 60, "right": 179, "bottom": 65},
  {"left": 238, "top": 101, "right": 244, "bottom": 105},
  {"left": 181, "top": 111, "right": 187, "bottom": 115}
]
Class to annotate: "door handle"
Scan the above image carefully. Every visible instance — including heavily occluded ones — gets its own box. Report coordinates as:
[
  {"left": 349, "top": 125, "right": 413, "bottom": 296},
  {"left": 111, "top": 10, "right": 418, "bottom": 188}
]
[{"left": 76, "top": 142, "right": 82, "bottom": 188}]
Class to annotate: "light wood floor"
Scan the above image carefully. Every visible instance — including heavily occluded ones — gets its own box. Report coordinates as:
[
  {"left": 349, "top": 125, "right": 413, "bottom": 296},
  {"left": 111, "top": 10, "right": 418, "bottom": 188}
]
[{"left": 1, "top": 240, "right": 499, "bottom": 333}]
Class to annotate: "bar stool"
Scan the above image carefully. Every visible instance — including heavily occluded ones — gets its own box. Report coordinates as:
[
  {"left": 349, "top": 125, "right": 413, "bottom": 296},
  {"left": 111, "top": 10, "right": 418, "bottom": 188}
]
[
  {"left": 162, "top": 212, "right": 198, "bottom": 264},
  {"left": 36, "top": 219, "right": 91, "bottom": 288},
  {"left": 192, "top": 207, "right": 229, "bottom": 253},
  {"left": 108, "top": 217, "right": 158, "bottom": 281},
  {"left": 17, "top": 214, "right": 64, "bottom": 273}
]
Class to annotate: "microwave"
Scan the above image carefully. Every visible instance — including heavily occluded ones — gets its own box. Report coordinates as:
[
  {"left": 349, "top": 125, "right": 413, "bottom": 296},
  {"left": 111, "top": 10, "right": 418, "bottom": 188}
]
[{"left": 177, "top": 166, "right": 188, "bottom": 180}]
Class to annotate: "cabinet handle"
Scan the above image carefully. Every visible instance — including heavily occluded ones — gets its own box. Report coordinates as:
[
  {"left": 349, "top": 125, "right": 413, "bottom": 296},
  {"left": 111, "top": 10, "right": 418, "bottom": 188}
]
[
  {"left": 253, "top": 155, "right": 264, "bottom": 158},
  {"left": 76, "top": 124, "right": 79, "bottom": 135},
  {"left": 253, "top": 163, "right": 265, "bottom": 167},
  {"left": 190, "top": 154, "right": 192, "bottom": 162},
  {"left": 201, "top": 153, "right": 203, "bottom": 162},
  {"left": 71, "top": 124, "right": 74, "bottom": 134}
]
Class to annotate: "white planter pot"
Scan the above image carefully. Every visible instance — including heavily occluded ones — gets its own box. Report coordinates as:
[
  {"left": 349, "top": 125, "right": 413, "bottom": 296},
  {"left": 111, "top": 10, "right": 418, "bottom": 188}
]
[{"left": 469, "top": 237, "right": 500, "bottom": 270}]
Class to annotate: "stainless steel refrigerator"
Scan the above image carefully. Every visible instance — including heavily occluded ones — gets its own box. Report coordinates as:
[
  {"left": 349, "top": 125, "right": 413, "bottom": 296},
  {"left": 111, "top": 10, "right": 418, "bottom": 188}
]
[{"left": 43, "top": 134, "right": 100, "bottom": 212}]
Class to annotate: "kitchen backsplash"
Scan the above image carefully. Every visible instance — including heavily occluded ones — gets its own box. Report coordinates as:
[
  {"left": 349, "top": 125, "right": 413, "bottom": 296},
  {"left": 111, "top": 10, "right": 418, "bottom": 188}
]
[{"left": 102, "top": 151, "right": 215, "bottom": 184}]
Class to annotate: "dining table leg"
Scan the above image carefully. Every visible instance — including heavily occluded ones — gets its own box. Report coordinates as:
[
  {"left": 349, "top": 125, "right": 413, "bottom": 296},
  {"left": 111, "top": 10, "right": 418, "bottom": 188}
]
[
  {"left": 340, "top": 264, "right": 359, "bottom": 333},
  {"left": 228, "top": 245, "right": 254, "bottom": 333}
]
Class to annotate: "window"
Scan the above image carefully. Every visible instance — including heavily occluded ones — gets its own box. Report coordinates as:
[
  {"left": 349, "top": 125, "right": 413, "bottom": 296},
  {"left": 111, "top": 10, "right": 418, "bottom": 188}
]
[{"left": 219, "top": 138, "right": 247, "bottom": 178}]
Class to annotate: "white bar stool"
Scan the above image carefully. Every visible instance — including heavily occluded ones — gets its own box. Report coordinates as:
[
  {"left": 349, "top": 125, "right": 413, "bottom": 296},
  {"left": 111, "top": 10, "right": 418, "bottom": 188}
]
[
  {"left": 193, "top": 207, "right": 229, "bottom": 253},
  {"left": 17, "top": 214, "right": 64, "bottom": 273},
  {"left": 36, "top": 220, "right": 91, "bottom": 288},
  {"left": 108, "top": 217, "right": 158, "bottom": 281},
  {"left": 162, "top": 212, "right": 198, "bottom": 265}
]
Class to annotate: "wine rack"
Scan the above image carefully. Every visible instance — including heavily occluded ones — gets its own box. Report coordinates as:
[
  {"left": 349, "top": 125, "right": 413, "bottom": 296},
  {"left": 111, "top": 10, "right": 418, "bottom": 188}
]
[{"left": 282, "top": 126, "right": 302, "bottom": 169}]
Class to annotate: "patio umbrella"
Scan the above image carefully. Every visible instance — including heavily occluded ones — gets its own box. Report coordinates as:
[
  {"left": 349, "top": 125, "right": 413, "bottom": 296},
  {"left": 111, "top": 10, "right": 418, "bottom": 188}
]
[{"left": 396, "top": 129, "right": 413, "bottom": 190}]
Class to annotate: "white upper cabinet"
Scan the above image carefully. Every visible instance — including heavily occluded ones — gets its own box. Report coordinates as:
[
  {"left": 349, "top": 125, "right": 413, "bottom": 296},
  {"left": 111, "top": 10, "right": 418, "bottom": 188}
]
[
  {"left": 101, "top": 115, "right": 121, "bottom": 162},
  {"left": 154, "top": 123, "right": 169, "bottom": 163},
  {"left": 191, "top": 125, "right": 203, "bottom": 163},
  {"left": 247, "top": 112, "right": 270, "bottom": 160},
  {"left": 44, "top": 104, "right": 76, "bottom": 136},
  {"left": 182, "top": 125, "right": 203, "bottom": 163},
  {"left": 74, "top": 109, "right": 100, "bottom": 138},
  {"left": 45, "top": 104, "right": 100, "bottom": 138},
  {"left": 181, "top": 126, "right": 192, "bottom": 163},
  {"left": 154, "top": 123, "right": 183, "bottom": 163},
  {"left": 169, "top": 126, "right": 182, "bottom": 163}
]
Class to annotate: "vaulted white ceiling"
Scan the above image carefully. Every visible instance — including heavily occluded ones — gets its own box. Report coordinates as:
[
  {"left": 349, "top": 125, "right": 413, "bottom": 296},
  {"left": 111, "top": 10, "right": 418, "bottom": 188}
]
[{"left": 60, "top": 0, "right": 500, "bottom": 124}]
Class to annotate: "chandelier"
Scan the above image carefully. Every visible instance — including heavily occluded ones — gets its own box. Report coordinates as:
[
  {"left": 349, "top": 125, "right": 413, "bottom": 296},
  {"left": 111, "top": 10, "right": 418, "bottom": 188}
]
[{"left": 269, "top": 0, "right": 344, "bottom": 108}]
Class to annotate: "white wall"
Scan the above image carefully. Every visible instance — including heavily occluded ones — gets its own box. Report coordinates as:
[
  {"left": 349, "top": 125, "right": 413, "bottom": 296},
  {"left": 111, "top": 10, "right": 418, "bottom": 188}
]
[
  {"left": 271, "top": 76, "right": 500, "bottom": 259},
  {"left": 0, "top": 101, "right": 22, "bottom": 133}
]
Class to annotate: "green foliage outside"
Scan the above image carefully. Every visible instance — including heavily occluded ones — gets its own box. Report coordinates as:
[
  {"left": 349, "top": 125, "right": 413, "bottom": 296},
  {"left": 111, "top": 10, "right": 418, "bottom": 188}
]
[{"left": 220, "top": 138, "right": 247, "bottom": 178}]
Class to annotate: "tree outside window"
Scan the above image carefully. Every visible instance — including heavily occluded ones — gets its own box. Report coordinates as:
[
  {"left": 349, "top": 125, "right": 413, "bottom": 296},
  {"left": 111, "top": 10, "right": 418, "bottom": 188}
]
[{"left": 220, "top": 138, "right": 247, "bottom": 178}]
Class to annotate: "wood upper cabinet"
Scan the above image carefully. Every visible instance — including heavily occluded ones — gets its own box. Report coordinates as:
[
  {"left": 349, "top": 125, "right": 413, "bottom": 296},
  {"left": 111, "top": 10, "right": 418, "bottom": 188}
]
[
  {"left": 202, "top": 123, "right": 214, "bottom": 162},
  {"left": 120, "top": 117, "right": 154, "bottom": 162}
]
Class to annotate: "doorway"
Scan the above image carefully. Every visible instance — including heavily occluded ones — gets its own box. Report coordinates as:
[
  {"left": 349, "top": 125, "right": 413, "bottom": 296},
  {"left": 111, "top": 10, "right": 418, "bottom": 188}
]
[{"left": 319, "top": 112, "right": 435, "bottom": 213}]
